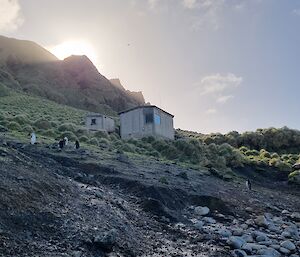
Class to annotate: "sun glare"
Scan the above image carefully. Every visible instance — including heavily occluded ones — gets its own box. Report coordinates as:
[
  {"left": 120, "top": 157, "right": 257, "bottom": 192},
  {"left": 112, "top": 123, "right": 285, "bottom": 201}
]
[{"left": 48, "top": 40, "right": 98, "bottom": 64}]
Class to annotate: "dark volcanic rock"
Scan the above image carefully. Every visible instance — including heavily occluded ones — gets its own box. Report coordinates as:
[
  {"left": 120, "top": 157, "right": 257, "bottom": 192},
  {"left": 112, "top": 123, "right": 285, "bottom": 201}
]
[{"left": 93, "top": 229, "right": 117, "bottom": 251}]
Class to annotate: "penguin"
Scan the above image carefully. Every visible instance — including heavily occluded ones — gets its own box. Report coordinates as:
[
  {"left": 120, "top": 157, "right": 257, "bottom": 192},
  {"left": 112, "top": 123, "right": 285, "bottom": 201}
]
[
  {"left": 246, "top": 179, "right": 252, "bottom": 191},
  {"left": 64, "top": 137, "right": 68, "bottom": 146},
  {"left": 75, "top": 140, "right": 80, "bottom": 150},
  {"left": 30, "top": 132, "right": 36, "bottom": 145},
  {"left": 58, "top": 139, "right": 64, "bottom": 149}
]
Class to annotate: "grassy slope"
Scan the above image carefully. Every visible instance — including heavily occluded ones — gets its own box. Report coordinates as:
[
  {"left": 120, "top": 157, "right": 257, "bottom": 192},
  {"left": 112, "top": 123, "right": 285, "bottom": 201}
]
[{"left": 1, "top": 84, "right": 299, "bottom": 183}]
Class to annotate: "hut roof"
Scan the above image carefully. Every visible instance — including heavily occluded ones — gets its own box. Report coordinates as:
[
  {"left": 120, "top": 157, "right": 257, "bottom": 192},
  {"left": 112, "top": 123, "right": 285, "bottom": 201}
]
[{"left": 118, "top": 105, "right": 174, "bottom": 118}]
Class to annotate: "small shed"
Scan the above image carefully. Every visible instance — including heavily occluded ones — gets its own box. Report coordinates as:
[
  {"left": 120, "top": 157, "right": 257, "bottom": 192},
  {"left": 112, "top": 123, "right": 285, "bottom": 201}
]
[
  {"left": 85, "top": 113, "right": 115, "bottom": 132},
  {"left": 119, "top": 105, "right": 174, "bottom": 140}
]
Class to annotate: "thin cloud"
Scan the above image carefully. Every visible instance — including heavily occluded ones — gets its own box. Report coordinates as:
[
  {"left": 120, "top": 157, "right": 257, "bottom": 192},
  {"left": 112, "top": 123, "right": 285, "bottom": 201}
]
[
  {"left": 292, "top": 9, "right": 300, "bottom": 16},
  {"left": 182, "top": 0, "right": 222, "bottom": 9},
  {"left": 0, "top": 0, "right": 23, "bottom": 32},
  {"left": 148, "top": 0, "right": 160, "bottom": 9},
  {"left": 205, "top": 108, "right": 217, "bottom": 114},
  {"left": 216, "top": 95, "right": 234, "bottom": 104},
  {"left": 198, "top": 73, "right": 243, "bottom": 96},
  {"left": 182, "top": 0, "right": 197, "bottom": 9},
  {"left": 182, "top": 0, "right": 225, "bottom": 30}
]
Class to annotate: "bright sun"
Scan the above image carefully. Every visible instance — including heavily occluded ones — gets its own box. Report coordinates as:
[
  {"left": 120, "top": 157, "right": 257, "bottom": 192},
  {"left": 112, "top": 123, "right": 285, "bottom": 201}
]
[{"left": 48, "top": 40, "right": 98, "bottom": 64}]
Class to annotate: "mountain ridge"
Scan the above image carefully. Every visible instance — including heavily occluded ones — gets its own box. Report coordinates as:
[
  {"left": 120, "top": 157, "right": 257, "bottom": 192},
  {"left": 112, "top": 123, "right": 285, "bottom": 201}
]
[{"left": 0, "top": 35, "right": 145, "bottom": 115}]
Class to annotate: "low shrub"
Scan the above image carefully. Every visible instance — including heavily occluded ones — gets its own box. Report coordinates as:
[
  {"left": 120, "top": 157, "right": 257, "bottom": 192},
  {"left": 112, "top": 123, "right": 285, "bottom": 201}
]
[
  {"left": 58, "top": 123, "right": 76, "bottom": 133},
  {"left": 42, "top": 129, "right": 57, "bottom": 138},
  {"left": 142, "top": 136, "right": 155, "bottom": 143},
  {"left": 269, "top": 158, "right": 278, "bottom": 166},
  {"left": 239, "top": 146, "right": 248, "bottom": 153},
  {"left": 93, "top": 130, "right": 108, "bottom": 139},
  {"left": 275, "top": 160, "right": 292, "bottom": 172},
  {"left": 12, "top": 115, "right": 30, "bottom": 125},
  {"left": 7, "top": 121, "right": 21, "bottom": 131},
  {"left": 119, "top": 143, "right": 135, "bottom": 153},
  {"left": 34, "top": 119, "right": 52, "bottom": 130},
  {"left": 99, "top": 138, "right": 110, "bottom": 145},
  {"left": 288, "top": 170, "right": 300, "bottom": 184},
  {"left": 75, "top": 128, "right": 89, "bottom": 137},
  {"left": 23, "top": 125, "right": 34, "bottom": 134},
  {"left": 89, "top": 137, "right": 99, "bottom": 146},
  {"left": 0, "top": 83, "right": 11, "bottom": 97},
  {"left": 59, "top": 131, "right": 77, "bottom": 141},
  {"left": 110, "top": 134, "right": 119, "bottom": 141},
  {"left": 260, "top": 150, "right": 271, "bottom": 159},
  {"left": 147, "top": 149, "right": 161, "bottom": 158},
  {"left": 271, "top": 153, "right": 279, "bottom": 159},
  {"left": 50, "top": 121, "right": 58, "bottom": 128},
  {"left": 79, "top": 135, "right": 89, "bottom": 143}
]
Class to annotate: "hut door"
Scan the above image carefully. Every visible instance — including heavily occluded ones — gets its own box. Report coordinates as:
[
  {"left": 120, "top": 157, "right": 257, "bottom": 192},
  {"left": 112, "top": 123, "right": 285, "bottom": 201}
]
[{"left": 143, "top": 108, "right": 154, "bottom": 134}]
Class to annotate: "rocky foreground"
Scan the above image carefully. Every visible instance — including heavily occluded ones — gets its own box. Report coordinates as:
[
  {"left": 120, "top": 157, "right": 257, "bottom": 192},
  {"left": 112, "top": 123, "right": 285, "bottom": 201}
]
[
  {"left": 186, "top": 206, "right": 300, "bottom": 257},
  {"left": 0, "top": 136, "right": 300, "bottom": 256}
]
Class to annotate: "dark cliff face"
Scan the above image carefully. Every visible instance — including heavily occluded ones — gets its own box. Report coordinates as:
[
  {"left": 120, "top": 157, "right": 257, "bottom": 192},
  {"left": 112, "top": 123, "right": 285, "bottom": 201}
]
[
  {"left": 110, "top": 78, "right": 145, "bottom": 105},
  {"left": 0, "top": 36, "right": 145, "bottom": 115}
]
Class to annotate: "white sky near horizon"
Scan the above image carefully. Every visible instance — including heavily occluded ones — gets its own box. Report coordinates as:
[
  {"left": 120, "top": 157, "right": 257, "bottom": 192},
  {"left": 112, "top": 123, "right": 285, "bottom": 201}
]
[{"left": 1, "top": 0, "right": 300, "bottom": 134}]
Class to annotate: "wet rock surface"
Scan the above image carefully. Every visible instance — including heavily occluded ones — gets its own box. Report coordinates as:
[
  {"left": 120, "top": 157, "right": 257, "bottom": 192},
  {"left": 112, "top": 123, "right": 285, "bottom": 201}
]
[{"left": 0, "top": 136, "right": 300, "bottom": 256}]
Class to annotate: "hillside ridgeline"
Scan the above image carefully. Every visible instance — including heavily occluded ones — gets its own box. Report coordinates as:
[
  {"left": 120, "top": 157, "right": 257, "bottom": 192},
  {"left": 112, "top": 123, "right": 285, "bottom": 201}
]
[{"left": 0, "top": 35, "right": 145, "bottom": 115}]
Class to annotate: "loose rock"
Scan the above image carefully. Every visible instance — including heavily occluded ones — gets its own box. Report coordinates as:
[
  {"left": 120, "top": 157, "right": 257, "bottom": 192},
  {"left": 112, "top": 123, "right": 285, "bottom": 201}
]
[
  {"left": 194, "top": 206, "right": 210, "bottom": 216},
  {"left": 280, "top": 240, "right": 296, "bottom": 251},
  {"left": 227, "top": 236, "right": 246, "bottom": 249}
]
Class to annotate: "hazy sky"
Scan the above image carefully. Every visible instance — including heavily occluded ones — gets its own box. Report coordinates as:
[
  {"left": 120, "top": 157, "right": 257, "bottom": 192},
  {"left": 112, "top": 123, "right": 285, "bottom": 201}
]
[{"left": 1, "top": 0, "right": 300, "bottom": 133}]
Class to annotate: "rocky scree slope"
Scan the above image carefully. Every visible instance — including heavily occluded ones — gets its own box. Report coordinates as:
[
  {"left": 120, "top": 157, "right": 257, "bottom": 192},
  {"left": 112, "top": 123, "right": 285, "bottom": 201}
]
[{"left": 0, "top": 136, "right": 300, "bottom": 257}]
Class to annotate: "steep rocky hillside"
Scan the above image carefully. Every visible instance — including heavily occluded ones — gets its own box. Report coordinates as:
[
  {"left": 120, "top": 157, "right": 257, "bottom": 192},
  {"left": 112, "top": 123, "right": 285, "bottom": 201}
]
[
  {"left": 0, "top": 35, "right": 145, "bottom": 114},
  {"left": 110, "top": 78, "right": 145, "bottom": 104}
]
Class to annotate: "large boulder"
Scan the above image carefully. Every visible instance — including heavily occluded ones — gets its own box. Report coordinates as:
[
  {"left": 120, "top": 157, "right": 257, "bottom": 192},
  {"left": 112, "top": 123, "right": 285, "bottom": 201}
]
[{"left": 194, "top": 206, "right": 210, "bottom": 216}]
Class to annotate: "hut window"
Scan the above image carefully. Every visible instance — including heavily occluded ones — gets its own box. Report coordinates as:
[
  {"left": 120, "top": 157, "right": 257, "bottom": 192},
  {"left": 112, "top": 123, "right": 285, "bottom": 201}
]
[
  {"left": 145, "top": 113, "right": 153, "bottom": 123},
  {"left": 154, "top": 114, "right": 161, "bottom": 125},
  {"left": 91, "top": 118, "right": 97, "bottom": 125}
]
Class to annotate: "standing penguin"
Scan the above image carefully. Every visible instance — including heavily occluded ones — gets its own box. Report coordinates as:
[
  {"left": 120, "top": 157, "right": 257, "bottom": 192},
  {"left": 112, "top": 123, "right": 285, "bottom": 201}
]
[
  {"left": 64, "top": 137, "right": 68, "bottom": 146},
  {"left": 30, "top": 132, "right": 36, "bottom": 145},
  {"left": 58, "top": 139, "right": 65, "bottom": 149},
  {"left": 75, "top": 140, "right": 80, "bottom": 150},
  {"left": 246, "top": 179, "right": 252, "bottom": 191}
]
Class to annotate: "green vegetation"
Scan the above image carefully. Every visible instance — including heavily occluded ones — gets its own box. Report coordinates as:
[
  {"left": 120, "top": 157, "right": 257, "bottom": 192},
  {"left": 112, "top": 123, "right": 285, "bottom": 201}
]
[
  {"left": 177, "top": 129, "right": 300, "bottom": 176},
  {"left": 177, "top": 127, "right": 300, "bottom": 154},
  {"left": 1, "top": 85, "right": 299, "bottom": 181},
  {"left": 0, "top": 86, "right": 87, "bottom": 140},
  {"left": 288, "top": 170, "right": 300, "bottom": 185}
]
